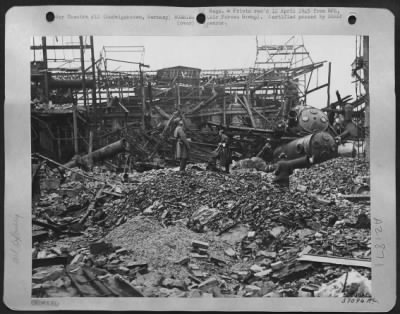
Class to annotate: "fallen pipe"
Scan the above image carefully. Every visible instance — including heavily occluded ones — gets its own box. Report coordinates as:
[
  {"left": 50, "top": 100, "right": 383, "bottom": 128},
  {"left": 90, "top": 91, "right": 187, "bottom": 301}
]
[
  {"left": 267, "top": 132, "right": 338, "bottom": 186},
  {"left": 273, "top": 155, "right": 310, "bottom": 187},
  {"left": 64, "top": 139, "right": 127, "bottom": 168},
  {"left": 273, "top": 131, "right": 338, "bottom": 164}
]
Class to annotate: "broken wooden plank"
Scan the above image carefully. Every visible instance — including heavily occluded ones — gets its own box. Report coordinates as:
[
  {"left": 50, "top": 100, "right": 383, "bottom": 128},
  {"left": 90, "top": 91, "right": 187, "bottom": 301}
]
[
  {"left": 65, "top": 270, "right": 85, "bottom": 297},
  {"left": 341, "top": 194, "right": 370, "bottom": 201},
  {"left": 34, "top": 153, "right": 106, "bottom": 183},
  {"left": 191, "top": 240, "right": 209, "bottom": 250},
  {"left": 78, "top": 184, "right": 105, "bottom": 226},
  {"left": 32, "top": 219, "right": 62, "bottom": 233},
  {"left": 81, "top": 266, "right": 117, "bottom": 297},
  {"left": 103, "top": 190, "right": 123, "bottom": 197},
  {"left": 32, "top": 230, "right": 49, "bottom": 242},
  {"left": 113, "top": 274, "right": 144, "bottom": 297},
  {"left": 297, "top": 254, "right": 371, "bottom": 268},
  {"left": 32, "top": 256, "right": 69, "bottom": 268}
]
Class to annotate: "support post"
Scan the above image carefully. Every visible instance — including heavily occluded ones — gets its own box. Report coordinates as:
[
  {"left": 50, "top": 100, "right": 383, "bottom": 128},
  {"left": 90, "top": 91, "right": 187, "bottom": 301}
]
[
  {"left": 41, "top": 36, "right": 49, "bottom": 103},
  {"left": 88, "top": 130, "right": 94, "bottom": 154},
  {"left": 79, "top": 36, "right": 87, "bottom": 110},
  {"left": 176, "top": 83, "right": 181, "bottom": 110},
  {"left": 140, "top": 65, "right": 146, "bottom": 130},
  {"left": 90, "top": 36, "right": 97, "bottom": 128},
  {"left": 223, "top": 86, "right": 226, "bottom": 125},
  {"left": 363, "top": 36, "right": 369, "bottom": 162},
  {"left": 72, "top": 100, "right": 79, "bottom": 155},
  {"left": 327, "top": 62, "right": 331, "bottom": 108}
]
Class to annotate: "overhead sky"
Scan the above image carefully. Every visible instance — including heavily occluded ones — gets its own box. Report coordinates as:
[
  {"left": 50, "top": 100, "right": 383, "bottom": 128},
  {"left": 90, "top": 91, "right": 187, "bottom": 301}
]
[{"left": 34, "top": 35, "right": 360, "bottom": 108}]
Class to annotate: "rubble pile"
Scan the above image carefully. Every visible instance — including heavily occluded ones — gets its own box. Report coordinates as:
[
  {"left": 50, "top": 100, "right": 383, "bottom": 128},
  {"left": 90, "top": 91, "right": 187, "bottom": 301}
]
[
  {"left": 104, "top": 216, "right": 228, "bottom": 277},
  {"left": 32, "top": 157, "right": 372, "bottom": 298}
]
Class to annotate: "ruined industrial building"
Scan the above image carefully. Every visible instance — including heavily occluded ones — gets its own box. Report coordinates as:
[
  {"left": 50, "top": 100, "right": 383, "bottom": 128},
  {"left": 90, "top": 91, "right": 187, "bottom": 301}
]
[{"left": 31, "top": 36, "right": 372, "bottom": 298}]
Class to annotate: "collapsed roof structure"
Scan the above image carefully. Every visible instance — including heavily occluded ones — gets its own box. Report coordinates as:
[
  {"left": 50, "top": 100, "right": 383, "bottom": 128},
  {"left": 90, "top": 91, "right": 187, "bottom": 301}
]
[{"left": 30, "top": 36, "right": 366, "bottom": 168}]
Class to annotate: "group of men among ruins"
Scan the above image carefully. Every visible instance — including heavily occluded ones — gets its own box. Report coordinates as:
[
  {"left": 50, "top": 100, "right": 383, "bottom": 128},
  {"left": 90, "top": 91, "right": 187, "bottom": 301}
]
[
  {"left": 172, "top": 119, "right": 300, "bottom": 187},
  {"left": 173, "top": 119, "right": 232, "bottom": 174}
]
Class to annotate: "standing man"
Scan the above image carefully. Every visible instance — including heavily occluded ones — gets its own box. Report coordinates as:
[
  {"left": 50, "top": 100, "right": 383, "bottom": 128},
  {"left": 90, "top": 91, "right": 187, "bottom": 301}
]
[
  {"left": 217, "top": 130, "right": 232, "bottom": 173},
  {"left": 207, "top": 129, "right": 232, "bottom": 173},
  {"left": 174, "top": 120, "right": 190, "bottom": 173}
]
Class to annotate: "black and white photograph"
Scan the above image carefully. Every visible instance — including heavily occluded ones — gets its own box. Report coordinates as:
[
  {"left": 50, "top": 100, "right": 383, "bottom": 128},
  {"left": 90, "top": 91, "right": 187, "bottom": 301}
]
[
  {"left": 30, "top": 35, "right": 372, "bottom": 298},
  {"left": 3, "top": 5, "right": 396, "bottom": 311}
]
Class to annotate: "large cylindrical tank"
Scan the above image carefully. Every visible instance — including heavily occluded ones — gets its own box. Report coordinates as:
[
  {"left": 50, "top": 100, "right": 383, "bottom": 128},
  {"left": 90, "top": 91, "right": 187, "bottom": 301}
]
[
  {"left": 297, "top": 107, "right": 329, "bottom": 133},
  {"left": 273, "top": 131, "right": 337, "bottom": 163}
]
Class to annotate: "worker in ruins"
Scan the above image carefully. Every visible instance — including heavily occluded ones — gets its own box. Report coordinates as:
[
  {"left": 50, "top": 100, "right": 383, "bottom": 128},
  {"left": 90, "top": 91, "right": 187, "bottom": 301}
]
[
  {"left": 174, "top": 120, "right": 190, "bottom": 173},
  {"left": 217, "top": 129, "right": 232, "bottom": 173},
  {"left": 206, "top": 129, "right": 232, "bottom": 173}
]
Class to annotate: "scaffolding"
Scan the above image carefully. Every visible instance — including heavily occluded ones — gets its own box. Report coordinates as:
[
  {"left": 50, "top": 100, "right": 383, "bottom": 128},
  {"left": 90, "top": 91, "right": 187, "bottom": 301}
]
[
  {"left": 252, "top": 35, "right": 329, "bottom": 108},
  {"left": 31, "top": 36, "right": 97, "bottom": 110},
  {"left": 31, "top": 36, "right": 99, "bottom": 161},
  {"left": 352, "top": 36, "right": 369, "bottom": 161}
]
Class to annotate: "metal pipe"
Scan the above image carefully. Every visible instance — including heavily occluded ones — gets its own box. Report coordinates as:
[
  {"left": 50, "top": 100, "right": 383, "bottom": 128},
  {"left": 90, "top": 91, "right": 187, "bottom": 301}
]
[
  {"left": 64, "top": 139, "right": 127, "bottom": 168},
  {"left": 273, "top": 131, "right": 337, "bottom": 163}
]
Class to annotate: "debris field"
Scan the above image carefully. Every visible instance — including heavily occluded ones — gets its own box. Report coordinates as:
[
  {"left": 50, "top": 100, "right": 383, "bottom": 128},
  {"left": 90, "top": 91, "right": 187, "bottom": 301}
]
[{"left": 32, "top": 157, "right": 371, "bottom": 298}]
